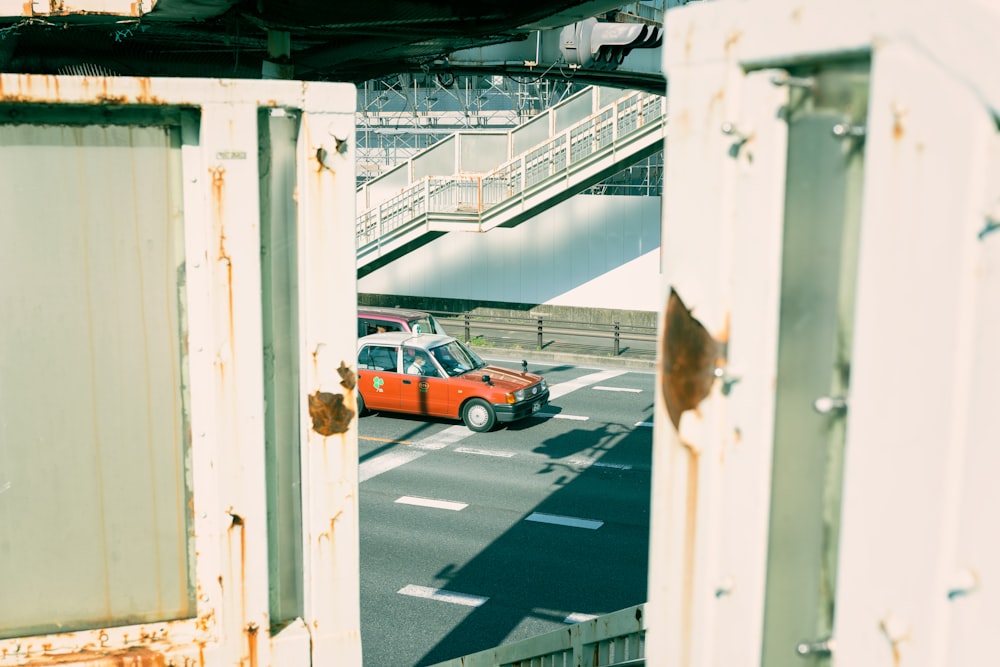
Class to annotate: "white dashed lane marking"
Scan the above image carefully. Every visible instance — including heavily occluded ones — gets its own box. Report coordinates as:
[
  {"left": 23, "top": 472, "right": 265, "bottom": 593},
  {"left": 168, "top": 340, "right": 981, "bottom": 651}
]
[
  {"left": 398, "top": 584, "right": 489, "bottom": 607},
  {"left": 395, "top": 496, "right": 469, "bottom": 511},
  {"left": 536, "top": 411, "right": 589, "bottom": 421},
  {"left": 635, "top": 421, "right": 654, "bottom": 428},
  {"left": 525, "top": 512, "right": 603, "bottom": 530},
  {"left": 593, "top": 386, "right": 642, "bottom": 393}
]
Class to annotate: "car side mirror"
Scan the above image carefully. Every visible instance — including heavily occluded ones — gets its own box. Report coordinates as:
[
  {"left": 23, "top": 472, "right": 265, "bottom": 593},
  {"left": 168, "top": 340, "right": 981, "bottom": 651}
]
[{"left": 481, "top": 374, "right": 492, "bottom": 385}]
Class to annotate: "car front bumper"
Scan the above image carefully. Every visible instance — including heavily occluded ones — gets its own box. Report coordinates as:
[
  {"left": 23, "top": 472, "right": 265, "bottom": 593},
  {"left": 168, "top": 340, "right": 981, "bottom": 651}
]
[{"left": 493, "top": 390, "right": 550, "bottom": 423}]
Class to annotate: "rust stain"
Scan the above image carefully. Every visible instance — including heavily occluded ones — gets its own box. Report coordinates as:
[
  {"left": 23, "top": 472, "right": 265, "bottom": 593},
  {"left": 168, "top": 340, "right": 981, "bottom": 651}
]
[
  {"left": 679, "top": 450, "right": 699, "bottom": 667},
  {"left": 22, "top": 648, "right": 167, "bottom": 665},
  {"left": 723, "top": 30, "right": 742, "bottom": 55},
  {"left": 209, "top": 166, "right": 235, "bottom": 345},
  {"left": 879, "top": 615, "right": 909, "bottom": 667},
  {"left": 660, "top": 288, "right": 725, "bottom": 430},
  {"left": 22, "top": 1, "right": 33, "bottom": 16},
  {"left": 135, "top": 78, "right": 162, "bottom": 105},
  {"left": 892, "top": 103, "right": 908, "bottom": 142},
  {"left": 245, "top": 623, "right": 259, "bottom": 667},
  {"left": 338, "top": 361, "right": 357, "bottom": 390},
  {"left": 308, "top": 391, "right": 354, "bottom": 436},
  {"left": 195, "top": 608, "right": 215, "bottom": 634}
]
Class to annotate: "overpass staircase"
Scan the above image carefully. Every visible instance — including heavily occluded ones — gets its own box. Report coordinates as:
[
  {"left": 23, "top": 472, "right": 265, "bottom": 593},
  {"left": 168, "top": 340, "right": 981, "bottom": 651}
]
[{"left": 355, "top": 86, "right": 666, "bottom": 277}]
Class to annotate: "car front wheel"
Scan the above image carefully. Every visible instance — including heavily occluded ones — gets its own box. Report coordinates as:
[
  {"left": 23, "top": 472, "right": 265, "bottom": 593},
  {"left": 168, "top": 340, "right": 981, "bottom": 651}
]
[
  {"left": 462, "top": 398, "right": 496, "bottom": 433},
  {"left": 356, "top": 391, "right": 366, "bottom": 418}
]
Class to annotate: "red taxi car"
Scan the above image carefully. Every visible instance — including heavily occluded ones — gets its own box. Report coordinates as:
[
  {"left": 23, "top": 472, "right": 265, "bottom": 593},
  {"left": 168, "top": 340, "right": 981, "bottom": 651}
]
[{"left": 356, "top": 332, "right": 549, "bottom": 432}]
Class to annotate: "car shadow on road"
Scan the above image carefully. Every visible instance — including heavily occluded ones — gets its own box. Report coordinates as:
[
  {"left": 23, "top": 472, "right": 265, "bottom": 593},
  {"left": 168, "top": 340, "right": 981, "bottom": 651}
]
[{"left": 405, "top": 422, "right": 652, "bottom": 667}]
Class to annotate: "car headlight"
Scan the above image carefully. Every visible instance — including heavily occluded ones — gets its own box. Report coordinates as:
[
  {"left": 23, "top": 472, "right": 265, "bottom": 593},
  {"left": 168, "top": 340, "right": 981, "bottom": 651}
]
[{"left": 513, "top": 388, "right": 527, "bottom": 402}]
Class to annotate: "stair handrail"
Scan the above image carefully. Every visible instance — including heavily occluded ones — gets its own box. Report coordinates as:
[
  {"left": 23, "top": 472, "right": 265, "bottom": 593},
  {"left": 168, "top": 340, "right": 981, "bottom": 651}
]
[{"left": 356, "top": 90, "right": 666, "bottom": 249}]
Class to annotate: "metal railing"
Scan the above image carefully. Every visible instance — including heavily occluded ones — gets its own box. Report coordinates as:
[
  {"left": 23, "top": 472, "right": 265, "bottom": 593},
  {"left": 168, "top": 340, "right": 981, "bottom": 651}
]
[
  {"left": 427, "top": 604, "right": 646, "bottom": 667},
  {"left": 427, "top": 309, "right": 658, "bottom": 360},
  {"left": 356, "top": 89, "right": 666, "bottom": 252}
]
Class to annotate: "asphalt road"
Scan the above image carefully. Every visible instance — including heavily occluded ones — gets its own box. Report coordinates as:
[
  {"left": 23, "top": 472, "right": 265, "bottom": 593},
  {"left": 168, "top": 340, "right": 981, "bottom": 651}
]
[{"left": 358, "top": 356, "right": 655, "bottom": 667}]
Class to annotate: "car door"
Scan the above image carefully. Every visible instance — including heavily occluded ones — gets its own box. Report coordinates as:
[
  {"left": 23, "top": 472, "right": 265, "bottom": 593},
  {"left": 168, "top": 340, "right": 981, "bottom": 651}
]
[
  {"left": 399, "top": 347, "right": 451, "bottom": 417},
  {"left": 357, "top": 344, "right": 403, "bottom": 412}
]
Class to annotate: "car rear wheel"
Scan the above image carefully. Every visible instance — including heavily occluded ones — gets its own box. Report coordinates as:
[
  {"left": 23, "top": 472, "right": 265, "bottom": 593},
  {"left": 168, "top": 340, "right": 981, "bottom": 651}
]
[
  {"left": 356, "top": 391, "right": 366, "bottom": 418},
  {"left": 462, "top": 398, "right": 496, "bottom": 433}
]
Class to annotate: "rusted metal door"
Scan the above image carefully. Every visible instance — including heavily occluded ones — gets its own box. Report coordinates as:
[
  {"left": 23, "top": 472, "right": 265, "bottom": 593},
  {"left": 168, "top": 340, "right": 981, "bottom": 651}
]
[
  {"left": 651, "top": 2, "right": 1000, "bottom": 666},
  {"left": 0, "top": 75, "right": 361, "bottom": 667}
]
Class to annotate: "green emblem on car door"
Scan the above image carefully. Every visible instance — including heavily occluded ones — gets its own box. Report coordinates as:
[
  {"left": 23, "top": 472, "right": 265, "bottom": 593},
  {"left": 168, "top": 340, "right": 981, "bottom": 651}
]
[{"left": 373, "top": 376, "right": 385, "bottom": 392}]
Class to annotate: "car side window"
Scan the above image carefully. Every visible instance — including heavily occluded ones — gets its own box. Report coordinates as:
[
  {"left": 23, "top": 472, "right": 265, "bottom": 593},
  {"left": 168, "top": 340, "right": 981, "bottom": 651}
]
[
  {"left": 358, "top": 345, "right": 399, "bottom": 372},
  {"left": 359, "top": 318, "right": 404, "bottom": 336},
  {"left": 403, "top": 348, "right": 439, "bottom": 377}
]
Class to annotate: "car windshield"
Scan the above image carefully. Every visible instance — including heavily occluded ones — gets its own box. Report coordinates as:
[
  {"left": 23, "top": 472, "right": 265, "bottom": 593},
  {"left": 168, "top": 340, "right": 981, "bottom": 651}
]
[
  {"left": 430, "top": 339, "right": 485, "bottom": 377},
  {"left": 408, "top": 315, "right": 446, "bottom": 335}
]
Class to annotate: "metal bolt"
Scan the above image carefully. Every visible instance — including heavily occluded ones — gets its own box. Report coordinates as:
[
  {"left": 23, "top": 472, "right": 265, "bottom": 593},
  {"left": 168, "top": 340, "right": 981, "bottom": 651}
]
[
  {"left": 814, "top": 396, "right": 848, "bottom": 415},
  {"left": 714, "top": 575, "right": 734, "bottom": 598},
  {"left": 978, "top": 216, "right": 1000, "bottom": 241},
  {"left": 796, "top": 637, "right": 834, "bottom": 657},
  {"left": 947, "top": 568, "right": 979, "bottom": 600},
  {"left": 720, "top": 121, "right": 748, "bottom": 141},
  {"left": 832, "top": 123, "right": 866, "bottom": 139},
  {"left": 714, "top": 366, "right": 741, "bottom": 395},
  {"left": 770, "top": 72, "right": 816, "bottom": 90}
]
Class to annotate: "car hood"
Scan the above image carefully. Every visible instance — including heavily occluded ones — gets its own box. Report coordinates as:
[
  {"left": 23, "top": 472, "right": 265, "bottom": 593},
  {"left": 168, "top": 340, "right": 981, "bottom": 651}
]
[{"left": 459, "top": 365, "right": 544, "bottom": 390}]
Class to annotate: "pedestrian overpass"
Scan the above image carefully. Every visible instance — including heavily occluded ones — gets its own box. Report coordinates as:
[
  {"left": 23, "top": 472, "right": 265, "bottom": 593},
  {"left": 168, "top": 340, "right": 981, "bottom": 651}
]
[{"left": 355, "top": 86, "right": 666, "bottom": 277}]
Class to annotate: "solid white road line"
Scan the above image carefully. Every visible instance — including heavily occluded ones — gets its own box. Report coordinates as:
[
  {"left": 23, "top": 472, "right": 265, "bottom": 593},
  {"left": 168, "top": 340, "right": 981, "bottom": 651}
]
[
  {"left": 593, "top": 386, "right": 643, "bottom": 393},
  {"left": 525, "top": 512, "right": 604, "bottom": 530},
  {"left": 395, "top": 496, "right": 469, "bottom": 511},
  {"left": 454, "top": 446, "right": 516, "bottom": 458},
  {"left": 398, "top": 584, "right": 489, "bottom": 607},
  {"left": 564, "top": 612, "right": 598, "bottom": 624}
]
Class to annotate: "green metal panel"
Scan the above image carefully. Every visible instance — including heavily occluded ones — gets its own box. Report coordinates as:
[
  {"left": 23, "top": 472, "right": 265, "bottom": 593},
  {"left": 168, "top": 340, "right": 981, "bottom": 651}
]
[
  {"left": 760, "top": 64, "right": 869, "bottom": 666},
  {"left": 260, "top": 110, "right": 305, "bottom": 626},
  {"left": 0, "top": 117, "right": 194, "bottom": 636}
]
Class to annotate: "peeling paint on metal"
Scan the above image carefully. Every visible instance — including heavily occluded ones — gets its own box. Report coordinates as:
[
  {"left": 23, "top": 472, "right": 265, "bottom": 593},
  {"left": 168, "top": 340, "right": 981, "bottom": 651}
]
[
  {"left": 308, "top": 391, "right": 354, "bottom": 436},
  {"left": 20, "top": 648, "right": 168, "bottom": 665},
  {"left": 245, "top": 623, "right": 258, "bottom": 667},
  {"left": 660, "top": 287, "right": 725, "bottom": 430},
  {"left": 337, "top": 361, "right": 356, "bottom": 391}
]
